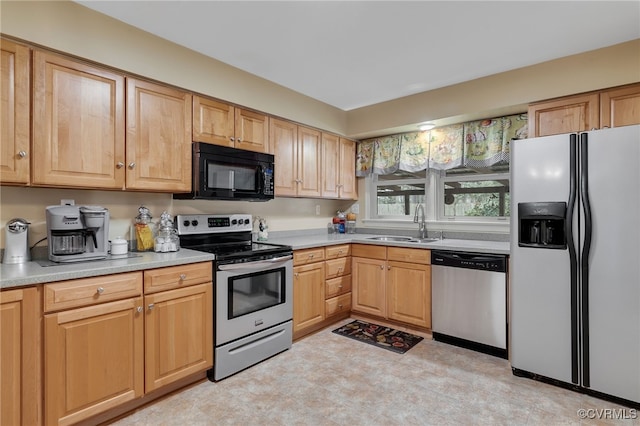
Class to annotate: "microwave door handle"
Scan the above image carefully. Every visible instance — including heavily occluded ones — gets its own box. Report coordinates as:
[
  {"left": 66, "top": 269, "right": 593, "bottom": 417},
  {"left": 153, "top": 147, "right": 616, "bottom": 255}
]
[
  {"left": 256, "top": 165, "right": 264, "bottom": 193},
  {"left": 218, "top": 255, "right": 293, "bottom": 272}
]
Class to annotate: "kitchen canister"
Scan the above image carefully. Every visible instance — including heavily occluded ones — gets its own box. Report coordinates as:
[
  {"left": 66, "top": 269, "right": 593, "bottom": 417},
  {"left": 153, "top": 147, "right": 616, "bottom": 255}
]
[{"left": 110, "top": 237, "right": 128, "bottom": 257}]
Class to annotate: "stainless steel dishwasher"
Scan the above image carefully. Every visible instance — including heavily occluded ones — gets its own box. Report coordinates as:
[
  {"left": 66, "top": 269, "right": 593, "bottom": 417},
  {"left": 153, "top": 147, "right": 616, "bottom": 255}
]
[{"left": 431, "top": 250, "right": 508, "bottom": 359}]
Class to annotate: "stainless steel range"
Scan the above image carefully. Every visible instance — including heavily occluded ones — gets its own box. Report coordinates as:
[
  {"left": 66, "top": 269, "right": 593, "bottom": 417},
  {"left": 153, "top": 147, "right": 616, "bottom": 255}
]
[{"left": 176, "top": 214, "right": 293, "bottom": 381}]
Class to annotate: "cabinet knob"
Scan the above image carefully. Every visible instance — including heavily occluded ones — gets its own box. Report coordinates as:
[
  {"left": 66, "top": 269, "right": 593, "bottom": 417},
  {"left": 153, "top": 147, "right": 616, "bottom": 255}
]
[
  {"left": 148, "top": 303, "right": 155, "bottom": 311},
  {"left": 338, "top": 285, "right": 343, "bottom": 288},
  {"left": 128, "top": 162, "right": 136, "bottom": 169},
  {"left": 338, "top": 267, "right": 343, "bottom": 273},
  {"left": 230, "top": 137, "right": 235, "bottom": 142},
  {"left": 18, "top": 150, "right": 27, "bottom": 158},
  {"left": 116, "top": 162, "right": 125, "bottom": 169},
  {"left": 338, "top": 304, "right": 343, "bottom": 309},
  {"left": 388, "top": 265, "right": 391, "bottom": 270},
  {"left": 237, "top": 138, "right": 242, "bottom": 142},
  {"left": 294, "top": 272, "right": 299, "bottom": 278},
  {"left": 309, "top": 254, "right": 314, "bottom": 258},
  {"left": 179, "top": 274, "right": 187, "bottom": 280},
  {"left": 96, "top": 287, "right": 104, "bottom": 294},
  {"left": 137, "top": 306, "right": 143, "bottom": 313},
  {"left": 380, "top": 265, "right": 384, "bottom": 270}
]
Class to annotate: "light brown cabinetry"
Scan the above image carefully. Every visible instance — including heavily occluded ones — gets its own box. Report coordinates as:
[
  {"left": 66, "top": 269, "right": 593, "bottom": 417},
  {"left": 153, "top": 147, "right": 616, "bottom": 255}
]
[
  {"left": 126, "top": 78, "right": 192, "bottom": 192},
  {"left": 193, "top": 95, "right": 269, "bottom": 153},
  {"left": 1, "top": 286, "right": 42, "bottom": 426},
  {"left": 44, "top": 262, "right": 213, "bottom": 425},
  {"left": 321, "top": 135, "right": 358, "bottom": 200},
  {"left": 528, "top": 83, "right": 640, "bottom": 137},
  {"left": 32, "top": 50, "right": 126, "bottom": 189},
  {"left": 293, "top": 248, "right": 326, "bottom": 335},
  {"left": 272, "top": 117, "right": 322, "bottom": 197},
  {"left": 324, "top": 244, "right": 352, "bottom": 319},
  {"left": 0, "top": 39, "right": 30, "bottom": 185},
  {"left": 351, "top": 244, "right": 431, "bottom": 329}
]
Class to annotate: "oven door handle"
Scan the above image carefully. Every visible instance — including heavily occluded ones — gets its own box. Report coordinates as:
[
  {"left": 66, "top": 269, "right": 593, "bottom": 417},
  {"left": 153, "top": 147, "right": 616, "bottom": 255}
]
[{"left": 217, "top": 255, "right": 293, "bottom": 271}]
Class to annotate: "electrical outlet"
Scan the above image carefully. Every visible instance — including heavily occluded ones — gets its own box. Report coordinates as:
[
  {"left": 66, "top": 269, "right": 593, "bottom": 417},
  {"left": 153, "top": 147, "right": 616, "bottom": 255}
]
[
  {"left": 315, "top": 205, "right": 320, "bottom": 215},
  {"left": 351, "top": 203, "right": 359, "bottom": 214},
  {"left": 61, "top": 199, "right": 75, "bottom": 206}
]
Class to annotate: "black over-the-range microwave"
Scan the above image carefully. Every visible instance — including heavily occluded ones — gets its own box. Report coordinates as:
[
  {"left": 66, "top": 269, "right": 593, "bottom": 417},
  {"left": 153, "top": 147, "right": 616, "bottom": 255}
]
[{"left": 173, "top": 142, "right": 275, "bottom": 201}]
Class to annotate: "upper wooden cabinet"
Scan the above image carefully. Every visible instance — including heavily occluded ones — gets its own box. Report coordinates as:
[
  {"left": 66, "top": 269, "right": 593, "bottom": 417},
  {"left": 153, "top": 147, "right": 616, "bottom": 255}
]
[
  {"left": 193, "top": 95, "right": 269, "bottom": 153},
  {"left": 528, "top": 83, "right": 640, "bottom": 137},
  {"left": 322, "top": 134, "right": 357, "bottom": 200},
  {"left": 32, "top": 50, "right": 126, "bottom": 189},
  {"left": 126, "top": 78, "right": 192, "bottom": 192},
  {"left": 271, "top": 118, "right": 322, "bottom": 197},
  {"left": 0, "top": 39, "right": 30, "bottom": 186}
]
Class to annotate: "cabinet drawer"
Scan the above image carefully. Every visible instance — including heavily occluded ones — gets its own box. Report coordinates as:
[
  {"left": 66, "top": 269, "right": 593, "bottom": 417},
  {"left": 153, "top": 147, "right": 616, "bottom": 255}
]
[
  {"left": 325, "top": 257, "right": 351, "bottom": 279},
  {"left": 144, "top": 262, "right": 212, "bottom": 293},
  {"left": 44, "top": 272, "right": 142, "bottom": 312},
  {"left": 325, "top": 293, "right": 351, "bottom": 318},
  {"left": 293, "top": 248, "right": 325, "bottom": 266},
  {"left": 325, "top": 244, "right": 351, "bottom": 259},
  {"left": 351, "top": 244, "right": 386, "bottom": 260},
  {"left": 325, "top": 275, "right": 352, "bottom": 299},
  {"left": 388, "top": 247, "right": 430, "bottom": 264}
]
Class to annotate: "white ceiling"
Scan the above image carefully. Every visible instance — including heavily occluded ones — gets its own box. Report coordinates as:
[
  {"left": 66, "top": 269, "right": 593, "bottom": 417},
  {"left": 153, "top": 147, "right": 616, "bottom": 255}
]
[{"left": 76, "top": 1, "right": 640, "bottom": 111}]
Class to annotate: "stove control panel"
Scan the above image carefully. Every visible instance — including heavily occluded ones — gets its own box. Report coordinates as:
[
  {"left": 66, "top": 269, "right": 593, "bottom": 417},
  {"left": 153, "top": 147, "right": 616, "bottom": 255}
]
[{"left": 175, "top": 214, "right": 252, "bottom": 235}]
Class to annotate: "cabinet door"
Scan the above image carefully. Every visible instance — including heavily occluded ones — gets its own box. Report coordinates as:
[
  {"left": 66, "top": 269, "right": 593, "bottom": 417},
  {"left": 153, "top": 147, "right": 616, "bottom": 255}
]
[
  {"left": 1, "top": 287, "right": 41, "bottom": 426},
  {"left": 235, "top": 108, "right": 269, "bottom": 153},
  {"left": 126, "top": 78, "right": 192, "bottom": 192},
  {"left": 387, "top": 261, "right": 431, "bottom": 328},
  {"left": 338, "top": 138, "right": 358, "bottom": 199},
  {"left": 528, "top": 92, "right": 599, "bottom": 137},
  {"left": 33, "top": 50, "right": 125, "bottom": 189},
  {"left": 600, "top": 83, "right": 640, "bottom": 128},
  {"left": 45, "top": 297, "right": 144, "bottom": 426},
  {"left": 321, "top": 133, "right": 340, "bottom": 198},
  {"left": 144, "top": 283, "right": 213, "bottom": 392},
  {"left": 297, "top": 126, "right": 322, "bottom": 197},
  {"left": 0, "top": 39, "right": 30, "bottom": 185},
  {"left": 192, "top": 95, "right": 235, "bottom": 147},
  {"left": 271, "top": 117, "right": 298, "bottom": 196},
  {"left": 293, "top": 262, "right": 325, "bottom": 333},
  {"left": 351, "top": 257, "right": 386, "bottom": 317}
]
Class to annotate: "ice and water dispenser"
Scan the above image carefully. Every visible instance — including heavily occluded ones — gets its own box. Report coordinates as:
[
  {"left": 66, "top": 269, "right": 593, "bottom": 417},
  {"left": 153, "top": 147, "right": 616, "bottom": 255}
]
[{"left": 518, "top": 202, "right": 567, "bottom": 249}]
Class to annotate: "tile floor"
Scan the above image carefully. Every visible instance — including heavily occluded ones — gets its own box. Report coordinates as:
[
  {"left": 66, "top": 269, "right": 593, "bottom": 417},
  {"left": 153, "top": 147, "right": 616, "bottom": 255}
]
[{"left": 111, "top": 318, "right": 636, "bottom": 425}]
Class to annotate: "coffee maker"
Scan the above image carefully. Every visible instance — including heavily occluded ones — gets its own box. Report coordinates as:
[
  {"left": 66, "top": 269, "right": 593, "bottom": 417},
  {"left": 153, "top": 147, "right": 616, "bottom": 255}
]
[{"left": 46, "top": 205, "right": 110, "bottom": 262}]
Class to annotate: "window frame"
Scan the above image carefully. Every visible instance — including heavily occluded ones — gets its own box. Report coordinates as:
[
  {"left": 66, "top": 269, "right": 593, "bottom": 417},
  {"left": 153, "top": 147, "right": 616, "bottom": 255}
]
[{"left": 368, "top": 172, "right": 427, "bottom": 220}]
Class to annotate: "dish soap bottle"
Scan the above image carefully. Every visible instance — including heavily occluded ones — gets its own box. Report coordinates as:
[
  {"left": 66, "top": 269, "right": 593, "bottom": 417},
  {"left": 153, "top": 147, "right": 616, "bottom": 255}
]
[
  {"left": 134, "top": 206, "right": 155, "bottom": 251},
  {"left": 154, "top": 211, "right": 180, "bottom": 253}
]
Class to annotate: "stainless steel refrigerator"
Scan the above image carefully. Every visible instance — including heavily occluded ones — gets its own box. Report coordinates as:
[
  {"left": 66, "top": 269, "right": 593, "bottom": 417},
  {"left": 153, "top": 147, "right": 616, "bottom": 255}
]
[{"left": 510, "top": 125, "right": 640, "bottom": 405}]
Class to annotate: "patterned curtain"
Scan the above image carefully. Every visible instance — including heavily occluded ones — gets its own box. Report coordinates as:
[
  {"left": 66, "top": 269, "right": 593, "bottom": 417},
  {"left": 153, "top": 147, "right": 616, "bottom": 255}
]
[
  {"left": 355, "top": 113, "right": 528, "bottom": 176},
  {"left": 399, "top": 131, "right": 430, "bottom": 172},
  {"left": 428, "top": 124, "right": 465, "bottom": 170},
  {"left": 463, "top": 114, "right": 528, "bottom": 168}
]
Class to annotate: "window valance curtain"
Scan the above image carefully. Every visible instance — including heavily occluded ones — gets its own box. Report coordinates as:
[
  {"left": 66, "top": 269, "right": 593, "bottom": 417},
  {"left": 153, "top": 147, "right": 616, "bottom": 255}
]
[{"left": 355, "top": 113, "right": 528, "bottom": 177}]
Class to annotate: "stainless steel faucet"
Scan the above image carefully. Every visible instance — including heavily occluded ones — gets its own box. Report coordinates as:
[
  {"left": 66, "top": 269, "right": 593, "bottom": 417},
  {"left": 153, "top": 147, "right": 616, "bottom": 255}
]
[{"left": 413, "top": 204, "right": 427, "bottom": 239}]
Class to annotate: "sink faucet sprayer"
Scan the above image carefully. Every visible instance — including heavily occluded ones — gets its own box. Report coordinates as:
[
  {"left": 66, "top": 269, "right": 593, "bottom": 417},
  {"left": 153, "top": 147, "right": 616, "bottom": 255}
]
[{"left": 413, "top": 204, "right": 427, "bottom": 239}]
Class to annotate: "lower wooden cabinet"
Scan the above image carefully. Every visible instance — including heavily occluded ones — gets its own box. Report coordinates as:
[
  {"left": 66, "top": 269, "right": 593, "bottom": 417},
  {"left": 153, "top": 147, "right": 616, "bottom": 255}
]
[
  {"left": 43, "top": 263, "right": 213, "bottom": 425},
  {"left": 293, "top": 260, "right": 326, "bottom": 333},
  {"left": 44, "top": 296, "right": 145, "bottom": 426},
  {"left": 144, "top": 283, "right": 213, "bottom": 392},
  {"left": 352, "top": 245, "right": 432, "bottom": 329},
  {"left": 1, "top": 286, "right": 42, "bottom": 426}
]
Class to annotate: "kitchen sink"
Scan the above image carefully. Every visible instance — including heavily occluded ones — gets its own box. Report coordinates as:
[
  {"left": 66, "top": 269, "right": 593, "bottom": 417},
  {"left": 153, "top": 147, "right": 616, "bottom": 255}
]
[
  {"left": 366, "top": 236, "right": 415, "bottom": 242},
  {"left": 412, "top": 238, "right": 439, "bottom": 244}
]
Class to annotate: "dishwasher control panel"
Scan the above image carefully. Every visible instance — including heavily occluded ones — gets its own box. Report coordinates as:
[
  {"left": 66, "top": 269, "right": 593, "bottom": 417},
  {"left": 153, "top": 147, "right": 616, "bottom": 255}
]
[{"left": 431, "top": 251, "right": 507, "bottom": 272}]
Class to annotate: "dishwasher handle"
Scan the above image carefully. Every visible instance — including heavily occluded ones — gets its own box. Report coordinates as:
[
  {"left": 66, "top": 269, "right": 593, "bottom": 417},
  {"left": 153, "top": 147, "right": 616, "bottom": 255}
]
[{"left": 431, "top": 250, "right": 507, "bottom": 272}]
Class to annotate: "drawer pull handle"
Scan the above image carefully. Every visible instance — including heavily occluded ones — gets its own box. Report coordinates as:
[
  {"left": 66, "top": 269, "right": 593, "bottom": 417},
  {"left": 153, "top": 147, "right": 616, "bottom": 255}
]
[
  {"left": 137, "top": 306, "right": 143, "bottom": 313},
  {"left": 96, "top": 287, "right": 105, "bottom": 294},
  {"left": 148, "top": 303, "right": 155, "bottom": 311},
  {"left": 338, "top": 304, "right": 343, "bottom": 309},
  {"left": 179, "top": 274, "right": 187, "bottom": 280},
  {"left": 338, "top": 285, "right": 343, "bottom": 288}
]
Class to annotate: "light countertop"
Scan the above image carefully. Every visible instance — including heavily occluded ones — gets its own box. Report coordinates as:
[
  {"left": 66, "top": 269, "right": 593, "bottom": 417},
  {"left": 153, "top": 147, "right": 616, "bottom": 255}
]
[
  {"left": 0, "top": 249, "right": 214, "bottom": 290},
  {"left": 267, "top": 233, "right": 510, "bottom": 255}
]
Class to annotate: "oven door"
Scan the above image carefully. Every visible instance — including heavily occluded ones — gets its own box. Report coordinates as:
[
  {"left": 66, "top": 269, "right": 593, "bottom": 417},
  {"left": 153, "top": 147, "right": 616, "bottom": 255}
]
[{"left": 215, "top": 254, "right": 293, "bottom": 345}]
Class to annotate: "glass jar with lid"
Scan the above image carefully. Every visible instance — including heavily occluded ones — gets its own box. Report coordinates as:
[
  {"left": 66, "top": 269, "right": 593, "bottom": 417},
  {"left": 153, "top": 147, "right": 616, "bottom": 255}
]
[{"left": 154, "top": 211, "right": 180, "bottom": 253}]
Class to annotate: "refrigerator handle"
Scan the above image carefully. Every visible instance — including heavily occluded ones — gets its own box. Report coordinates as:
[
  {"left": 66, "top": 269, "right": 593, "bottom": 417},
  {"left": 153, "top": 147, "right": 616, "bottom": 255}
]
[
  {"left": 567, "top": 133, "right": 579, "bottom": 385},
  {"left": 580, "top": 132, "right": 592, "bottom": 388}
]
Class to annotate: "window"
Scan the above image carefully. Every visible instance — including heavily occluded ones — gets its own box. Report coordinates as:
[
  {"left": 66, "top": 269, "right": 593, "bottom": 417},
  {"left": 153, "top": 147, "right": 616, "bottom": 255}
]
[
  {"left": 439, "top": 169, "right": 510, "bottom": 219},
  {"left": 371, "top": 170, "right": 426, "bottom": 218}
]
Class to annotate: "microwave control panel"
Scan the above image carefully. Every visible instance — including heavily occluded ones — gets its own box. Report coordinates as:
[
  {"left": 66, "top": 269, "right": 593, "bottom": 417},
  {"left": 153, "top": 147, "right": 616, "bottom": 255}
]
[{"left": 264, "top": 167, "right": 274, "bottom": 195}]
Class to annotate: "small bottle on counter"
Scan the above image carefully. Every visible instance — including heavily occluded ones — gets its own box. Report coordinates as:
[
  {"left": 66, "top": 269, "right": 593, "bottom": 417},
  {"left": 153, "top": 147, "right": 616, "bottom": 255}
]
[{"left": 134, "top": 206, "right": 155, "bottom": 251}]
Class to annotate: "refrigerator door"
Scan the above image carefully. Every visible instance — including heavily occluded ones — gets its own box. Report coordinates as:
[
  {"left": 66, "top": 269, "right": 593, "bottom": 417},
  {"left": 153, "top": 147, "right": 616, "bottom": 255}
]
[
  {"left": 583, "top": 125, "right": 640, "bottom": 403},
  {"left": 510, "top": 134, "right": 576, "bottom": 384}
]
